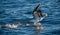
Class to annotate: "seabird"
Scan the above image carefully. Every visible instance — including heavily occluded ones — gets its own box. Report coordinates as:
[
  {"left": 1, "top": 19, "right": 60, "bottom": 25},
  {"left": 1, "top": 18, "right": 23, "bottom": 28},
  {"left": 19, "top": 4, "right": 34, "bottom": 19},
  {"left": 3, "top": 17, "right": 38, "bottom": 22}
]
[{"left": 32, "top": 3, "right": 48, "bottom": 20}]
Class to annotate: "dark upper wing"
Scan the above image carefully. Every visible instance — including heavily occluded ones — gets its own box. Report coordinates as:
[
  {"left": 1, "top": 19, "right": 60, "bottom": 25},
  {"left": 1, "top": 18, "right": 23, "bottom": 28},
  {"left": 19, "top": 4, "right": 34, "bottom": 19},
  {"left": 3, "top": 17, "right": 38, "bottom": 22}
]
[
  {"left": 32, "top": 4, "right": 40, "bottom": 16},
  {"left": 33, "top": 4, "right": 40, "bottom": 12}
]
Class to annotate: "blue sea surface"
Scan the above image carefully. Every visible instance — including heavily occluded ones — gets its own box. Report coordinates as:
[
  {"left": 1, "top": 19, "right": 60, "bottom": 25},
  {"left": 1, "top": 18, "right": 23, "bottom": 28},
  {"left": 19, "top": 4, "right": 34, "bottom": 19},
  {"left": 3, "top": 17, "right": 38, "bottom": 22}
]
[{"left": 0, "top": 0, "right": 60, "bottom": 35}]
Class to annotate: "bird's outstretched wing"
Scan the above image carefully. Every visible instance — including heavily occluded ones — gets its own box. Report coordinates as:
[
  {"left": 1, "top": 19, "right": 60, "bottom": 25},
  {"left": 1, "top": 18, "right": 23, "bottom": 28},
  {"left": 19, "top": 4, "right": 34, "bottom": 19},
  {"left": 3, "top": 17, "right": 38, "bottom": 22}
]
[
  {"left": 33, "top": 3, "right": 41, "bottom": 13},
  {"left": 32, "top": 3, "right": 41, "bottom": 17}
]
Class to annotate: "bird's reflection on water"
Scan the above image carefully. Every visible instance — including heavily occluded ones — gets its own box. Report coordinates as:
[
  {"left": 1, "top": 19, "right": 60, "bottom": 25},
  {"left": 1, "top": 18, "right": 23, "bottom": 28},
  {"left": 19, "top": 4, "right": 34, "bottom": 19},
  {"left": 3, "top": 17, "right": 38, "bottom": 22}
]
[{"left": 33, "top": 20, "right": 44, "bottom": 35}]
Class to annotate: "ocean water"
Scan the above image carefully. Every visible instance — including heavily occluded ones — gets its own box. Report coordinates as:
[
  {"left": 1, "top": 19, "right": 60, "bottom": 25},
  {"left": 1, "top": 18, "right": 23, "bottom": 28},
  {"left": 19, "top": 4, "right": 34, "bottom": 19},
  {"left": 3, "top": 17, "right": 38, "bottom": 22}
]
[{"left": 0, "top": 0, "right": 60, "bottom": 35}]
